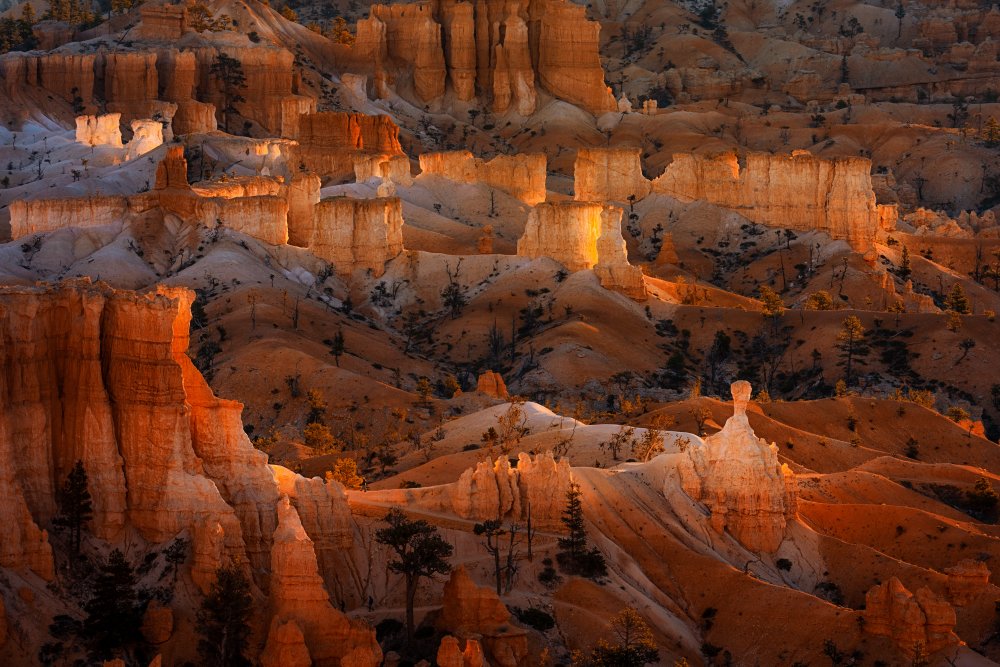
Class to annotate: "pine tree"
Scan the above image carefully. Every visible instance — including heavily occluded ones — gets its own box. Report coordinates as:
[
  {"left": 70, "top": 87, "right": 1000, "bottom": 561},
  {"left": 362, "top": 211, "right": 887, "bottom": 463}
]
[
  {"left": 330, "top": 328, "right": 345, "bottom": 366},
  {"left": 83, "top": 549, "right": 141, "bottom": 661},
  {"left": 983, "top": 116, "right": 1000, "bottom": 147},
  {"left": 946, "top": 282, "right": 971, "bottom": 314},
  {"left": 581, "top": 606, "right": 660, "bottom": 666},
  {"left": 898, "top": 245, "right": 912, "bottom": 282},
  {"left": 836, "top": 315, "right": 868, "bottom": 387},
  {"left": 197, "top": 563, "right": 254, "bottom": 667},
  {"left": 556, "top": 483, "right": 606, "bottom": 577},
  {"left": 375, "top": 507, "right": 453, "bottom": 642},
  {"left": 53, "top": 460, "right": 93, "bottom": 558},
  {"left": 209, "top": 53, "right": 247, "bottom": 134}
]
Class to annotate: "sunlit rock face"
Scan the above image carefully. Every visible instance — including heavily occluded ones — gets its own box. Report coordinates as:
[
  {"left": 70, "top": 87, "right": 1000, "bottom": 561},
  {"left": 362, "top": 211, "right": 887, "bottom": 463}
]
[
  {"left": 300, "top": 197, "right": 405, "bottom": 278},
  {"left": 449, "top": 451, "right": 571, "bottom": 529},
  {"left": 573, "top": 147, "right": 651, "bottom": 204},
  {"left": 0, "top": 281, "right": 279, "bottom": 573},
  {"left": 349, "top": 0, "right": 614, "bottom": 114},
  {"left": 291, "top": 111, "right": 405, "bottom": 184},
  {"left": 864, "top": 577, "right": 960, "bottom": 657},
  {"left": 75, "top": 113, "right": 123, "bottom": 148},
  {"left": 268, "top": 496, "right": 381, "bottom": 667},
  {"left": 517, "top": 202, "right": 646, "bottom": 299},
  {"left": 419, "top": 151, "right": 547, "bottom": 205},
  {"left": 652, "top": 151, "right": 884, "bottom": 252},
  {"left": 676, "top": 381, "right": 797, "bottom": 553}
]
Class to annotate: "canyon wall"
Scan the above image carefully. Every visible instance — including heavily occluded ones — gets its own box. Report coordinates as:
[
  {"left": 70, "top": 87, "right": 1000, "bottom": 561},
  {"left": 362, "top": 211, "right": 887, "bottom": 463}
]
[
  {"left": 574, "top": 147, "right": 650, "bottom": 203},
  {"left": 349, "top": 0, "right": 614, "bottom": 114},
  {"left": 299, "top": 196, "right": 405, "bottom": 277},
  {"left": 291, "top": 112, "right": 405, "bottom": 184},
  {"left": 675, "top": 381, "right": 797, "bottom": 553},
  {"left": 418, "top": 150, "right": 547, "bottom": 204},
  {"left": 652, "top": 150, "right": 887, "bottom": 252},
  {"left": 517, "top": 201, "right": 646, "bottom": 298},
  {"left": 11, "top": 148, "right": 290, "bottom": 246},
  {"left": 0, "top": 280, "right": 380, "bottom": 661},
  {"left": 76, "top": 113, "right": 123, "bottom": 147}
]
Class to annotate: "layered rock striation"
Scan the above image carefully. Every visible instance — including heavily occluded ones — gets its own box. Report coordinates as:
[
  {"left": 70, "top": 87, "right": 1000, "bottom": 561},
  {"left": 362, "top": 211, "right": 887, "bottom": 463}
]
[
  {"left": 419, "top": 150, "right": 547, "bottom": 205},
  {"left": 651, "top": 150, "right": 893, "bottom": 252},
  {"left": 449, "top": 451, "right": 570, "bottom": 529},
  {"left": 349, "top": 0, "right": 615, "bottom": 114},
  {"left": 517, "top": 201, "right": 646, "bottom": 298},
  {"left": 291, "top": 112, "right": 406, "bottom": 184},
  {"left": 864, "top": 578, "right": 961, "bottom": 657},
  {"left": 574, "top": 147, "right": 650, "bottom": 203},
  {"left": 675, "top": 381, "right": 797, "bottom": 553}
]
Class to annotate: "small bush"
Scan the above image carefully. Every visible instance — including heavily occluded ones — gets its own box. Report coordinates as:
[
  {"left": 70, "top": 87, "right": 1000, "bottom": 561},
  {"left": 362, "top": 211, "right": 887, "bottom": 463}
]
[
  {"left": 776, "top": 558, "right": 793, "bottom": 571},
  {"left": 514, "top": 607, "right": 555, "bottom": 631}
]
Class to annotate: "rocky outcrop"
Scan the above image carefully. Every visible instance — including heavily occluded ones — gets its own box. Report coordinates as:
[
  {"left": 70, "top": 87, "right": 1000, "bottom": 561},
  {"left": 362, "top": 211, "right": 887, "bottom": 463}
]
[
  {"left": 349, "top": 0, "right": 613, "bottom": 114},
  {"left": 517, "top": 202, "right": 646, "bottom": 299},
  {"left": 945, "top": 560, "right": 990, "bottom": 606},
  {"left": 292, "top": 112, "right": 405, "bottom": 184},
  {"left": 0, "top": 52, "right": 96, "bottom": 108},
  {"left": 104, "top": 51, "right": 160, "bottom": 123},
  {"left": 675, "top": 382, "right": 797, "bottom": 553},
  {"left": 191, "top": 518, "right": 226, "bottom": 594},
  {"left": 261, "top": 618, "right": 312, "bottom": 667},
  {"left": 125, "top": 119, "right": 165, "bottom": 160},
  {"left": 864, "top": 578, "right": 960, "bottom": 657},
  {"left": 574, "top": 147, "right": 650, "bottom": 203},
  {"left": 296, "top": 197, "right": 405, "bottom": 278},
  {"left": 437, "top": 635, "right": 487, "bottom": 667},
  {"left": 449, "top": 451, "right": 571, "bottom": 529},
  {"left": 476, "top": 370, "right": 509, "bottom": 399},
  {"left": 269, "top": 496, "right": 381, "bottom": 667},
  {"left": 419, "top": 151, "right": 546, "bottom": 205},
  {"left": 11, "top": 149, "right": 290, "bottom": 246},
  {"left": 76, "top": 113, "right": 123, "bottom": 148},
  {"left": 438, "top": 566, "right": 528, "bottom": 667},
  {"left": 652, "top": 150, "right": 885, "bottom": 252}
]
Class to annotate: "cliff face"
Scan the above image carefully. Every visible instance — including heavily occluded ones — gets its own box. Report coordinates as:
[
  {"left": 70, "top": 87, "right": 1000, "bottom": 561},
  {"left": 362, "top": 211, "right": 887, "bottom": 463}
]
[
  {"left": 76, "top": 113, "right": 123, "bottom": 148},
  {"left": 517, "top": 202, "right": 646, "bottom": 298},
  {"left": 349, "top": 0, "right": 613, "bottom": 114},
  {"left": 11, "top": 148, "right": 291, "bottom": 246},
  {"left": 574, "top": 147, "right": 650, "bottom": 203},
  {"left": 675, "top": 382, "right": 797, "bottom": 553},
  {"left": 292, "top": 112, "right": 405, "bottom": 184},
  {"left": 864, "top": 578, "right": 960, "bottom": 658},
  {"left": 418, "top": 150, "right": 547, "bottom": 204},
  {"left": 268, "top": 497, "right": 381, "bottom": 667},
  {"left": 652, "top": 150, "right": 883, "bottom": 252},
  {"left": 449, "top": 451, "right": 570, "bottom": 529},
  {"left": 299, "top": 197, "right": 405, "bottom": 278}
]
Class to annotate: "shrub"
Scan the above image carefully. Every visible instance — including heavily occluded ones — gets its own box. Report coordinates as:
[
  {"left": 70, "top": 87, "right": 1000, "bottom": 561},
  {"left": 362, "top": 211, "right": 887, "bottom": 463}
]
[{"left": 514, "top": 607, "right": 555, "bottom": 631}]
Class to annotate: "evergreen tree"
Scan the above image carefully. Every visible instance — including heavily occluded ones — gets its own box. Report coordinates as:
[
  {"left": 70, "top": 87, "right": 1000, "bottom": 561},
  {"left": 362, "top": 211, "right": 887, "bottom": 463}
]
[
  {"left": 53, "top": 460, "right": 93, "bottom": 558},
  {"left": 985, "top": 116, "right": 1000, "bottom": 147},
  {"left": 899, "top": 245, "right": 912, "bottom": 282},
  {"left": 947, "top": 282, "right": 971, "bottom": 314},
  {"left": 209, "top": 53, "right": 247, "bottom": 134},
  {"left": 557, "top": 483, "right": 607, "bottom": 578},
  {"left": 197, "top": 563, "right": 254, "bottom": 667},
  {"left": 330, "top": 328, "right": 345, "bottom": 366},
  {"left": 836, "top": 315, "right": 868, "bottom": 387},
  {"left": 83, "top": 549, "right": 142, "bottom": 661},
  {"left": 375, "top": 507, "right": 453, "bottom": 642},
  {"left": 580, "top": 607, "right": 660, "bottom": 667}
]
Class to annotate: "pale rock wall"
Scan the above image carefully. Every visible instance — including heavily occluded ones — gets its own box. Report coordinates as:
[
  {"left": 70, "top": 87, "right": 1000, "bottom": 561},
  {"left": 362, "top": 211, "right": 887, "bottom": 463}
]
[
  {"left": 126, "top": 119, "right": 164, "bottom": 160},
  {"left": 76, "top": 113, "right": 123, "bottom": 148},
  {"left": 675, "top": 381, "right": 797, "bottom": 553},
  {"left": 517, "top": 201, "right": 646, "bottom": 298},
  {"left": 652, "top": 150, "right": 882, "bottom": 252},
  {"left": 302, "top": 197, "right": 405, "bottom": 277},
  {"left": 864, "top": 577, "right": 960, "bottom": 657},
  {"left": 418, "top": 150, "right": 546, "bottom": 204},
  {"left": 574, "top": 147, "right": 650, "bottom": 203},
  {"left": 448, "top": 451, "right": 570, "bottom": 529},
  {"left": 9, "top": 196, "right": 128, "bottom": 239},
  {"left": 353, "top": 154, "right": 413, "bottom": 188},
  {"left": 269, "top": 497, "right": 381, "bottom": 667}
]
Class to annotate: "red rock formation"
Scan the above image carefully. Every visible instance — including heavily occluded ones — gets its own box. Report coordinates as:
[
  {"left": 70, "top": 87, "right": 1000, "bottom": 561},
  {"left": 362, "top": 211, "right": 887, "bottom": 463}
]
[
  {"left": 449, "top": 451, "right": 570, "bottom": 528},
  {"left": 292, "top": 112, "right": 404, "bottom": 183},
  {"left": 475, "top": 370, "right": 509, "bottom": 398},
  {"left": 517, "top": 202, "right": 646, "bottom": 299},
  {"left": 438, "top": 566, "right": 528, "bottom": 667},
  {"left": 298, "top": 197, "right": 405, "bottom": 278},
  {"left": 261, "top": 617, "right": 312, "bottom": 667},
  {"left": 536, "top": 0, "right": 616, "bottom": 113},
  {"left": 140, "top": 602, "right": 174, "bottom": 645},
  {"left": 437, "top": 635, "right": 487, "bottom": 667},
  {"left": 104, "top": 51, "right": 159, "bottom": 122},
  {"left": 574, "top": 147, "right": 651, "bottom": 203},
  {"left": 675, "top": 381, "right": 797, "bottom": 553},
  {"left": 269, "top": 496, "right": 381, "bottom": 667},
  {"left": 945, "top": 560, "right": 990, "bottom": 606},
  {"left": 864, "top": 578, "right": 961, "bottom": 657},
  {"left": 652, "top": 150, "right": 883, "bottom": 252},
  {"left": 419, "top": 150, "right": 547, "bottom": 204}
]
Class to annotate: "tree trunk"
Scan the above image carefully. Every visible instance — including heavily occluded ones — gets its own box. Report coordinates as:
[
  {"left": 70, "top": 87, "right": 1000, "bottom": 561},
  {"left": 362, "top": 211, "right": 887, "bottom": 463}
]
[{"left": 405, "top": 577, "right": 417, "bottom": 643}]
